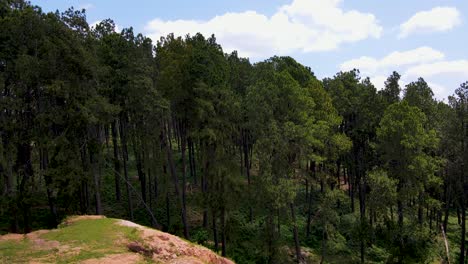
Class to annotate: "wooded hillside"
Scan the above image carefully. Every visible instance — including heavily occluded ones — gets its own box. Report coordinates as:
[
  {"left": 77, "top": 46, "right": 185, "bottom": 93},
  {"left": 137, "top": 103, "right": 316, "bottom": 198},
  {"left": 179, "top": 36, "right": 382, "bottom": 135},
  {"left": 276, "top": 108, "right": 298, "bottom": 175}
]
[{"left": 1, "top": 1, "right": 467, "bottom": 263}]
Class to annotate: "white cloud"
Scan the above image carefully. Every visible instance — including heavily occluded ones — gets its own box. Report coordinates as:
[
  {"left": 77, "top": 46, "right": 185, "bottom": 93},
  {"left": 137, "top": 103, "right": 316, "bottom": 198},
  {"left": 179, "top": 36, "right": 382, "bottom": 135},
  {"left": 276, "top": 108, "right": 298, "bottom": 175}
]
[
  {"left": 399, "top": 7, "right": 461, "bottom": 38},
  {"left": 340, "top": 46, "right": 445, "bottom": 75},
  {"left": 425, "top": 81, "right": 450, "bottom": 101},
  {"left": 404, "top": 60, "right": 468, "bottom": 78},
  {"left": 340, "top": 47, "right": 468, "bottom": 100},
  {"left": 145, "top": 0, "right": 382, "bottom": 59}
]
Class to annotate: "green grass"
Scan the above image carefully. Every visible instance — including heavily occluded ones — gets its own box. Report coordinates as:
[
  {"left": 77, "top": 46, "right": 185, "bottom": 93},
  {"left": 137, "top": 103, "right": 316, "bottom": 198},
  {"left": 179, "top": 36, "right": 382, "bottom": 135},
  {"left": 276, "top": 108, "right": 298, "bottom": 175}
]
[
  {"left": 0, "top": 238, "right": 54, "bottom": 263},
  {"left": 43, "top": 218, "right": 126, "bottom": 246},
  {"left": 0, "top": 217, "right": 144, "bottom": 264}
]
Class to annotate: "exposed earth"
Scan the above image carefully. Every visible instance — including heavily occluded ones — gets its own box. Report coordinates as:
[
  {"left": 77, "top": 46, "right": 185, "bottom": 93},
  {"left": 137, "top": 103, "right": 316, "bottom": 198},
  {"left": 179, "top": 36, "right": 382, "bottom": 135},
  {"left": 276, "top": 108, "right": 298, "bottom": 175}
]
[{"left": 0, "top": 215, "right": 234, "bottom": 264}]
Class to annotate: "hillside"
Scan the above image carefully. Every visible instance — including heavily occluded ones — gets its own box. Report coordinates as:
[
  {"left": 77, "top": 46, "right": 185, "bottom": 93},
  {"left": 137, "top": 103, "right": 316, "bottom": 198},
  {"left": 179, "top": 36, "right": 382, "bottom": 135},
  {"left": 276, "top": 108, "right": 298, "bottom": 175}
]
[{"left": 0, "top": 216, "right": 234, "bottom": 264}]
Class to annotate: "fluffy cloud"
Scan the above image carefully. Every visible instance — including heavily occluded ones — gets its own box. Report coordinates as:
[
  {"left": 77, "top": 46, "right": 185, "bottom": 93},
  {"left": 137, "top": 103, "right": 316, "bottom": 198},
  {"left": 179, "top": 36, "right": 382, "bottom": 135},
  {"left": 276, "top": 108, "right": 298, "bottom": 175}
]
[
  {"left": 399, "top": 7, "right": 461, "bottom": 38},
  {"left": 340, "top": 47, "right": 468, "bottom": 100},
  {"left": 340, "top": 46, "right": 444, "bottom": 75},
  {"left": 404, "top": 60, "right": 468, "bottom": 78},
  {"left": 145, "top": 0, "right": 382, "bottom": 59}
]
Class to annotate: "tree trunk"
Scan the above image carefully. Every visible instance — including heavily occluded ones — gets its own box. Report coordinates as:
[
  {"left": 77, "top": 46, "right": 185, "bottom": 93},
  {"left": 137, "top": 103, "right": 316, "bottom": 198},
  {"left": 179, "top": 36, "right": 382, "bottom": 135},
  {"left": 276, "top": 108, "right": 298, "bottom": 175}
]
[
  {"left": 165, "top": 190, "right": 170, "bottom": 232},
  {"left": 320, "top": 227, "right": 327, "bottom": 264},
  {"left": 17, "top": 142, "right": 33, "bottom": 233},
  {"left": 290, "top": 202, "right": 301, "bottom": 263},
  {"left": 202, "top": 145, "right": 210, "bottom": 229},
  {"left": 418, "top": 193, "right": 424, "bottom": 225},
  {"left": 460, "top": 115, "right": 467, "bottom": 264},
  {"left": 120, "top": 114, "right": 134, "bottom": 220},
  {"left": 163, "top": 120, "right": 189, "bottom": 239},
  {"left": 90, "top": 125, "right": 103, "bottom": 215},
  {"left": 359, "top": 178, "right": 365, "bottom": 264},
  {"left": 243, "top": 133, "right": 252, "bottom": 222},
  {"left": 443, "top": 179, "right": 450, "bottom": 232},
  {"left": 221, "top": 206, "right": 227, "bottom": 257},
  {"left": 111, "top": 121, "right": 122, "bottom": 201},
  {"left": 188, "top": 137, "right": 197, "bottom": 185},
  {"left": 307, "top": 161, "right": 316, "bottom": 238},
  {"left": 212, "top": 209, "right": 218, "bottom": 252},
  {"left": 135, "top": 147, "right": 147, "bottom": 203},
  {"left": 460, "top": 202, "right": 466, "bottom": 264},
  {"left": 336, "top": 160, "right": 341, "bottom": 187},
  {"left": 397, "top": 192, "right": 404, "bottom": 263},
  {"left": 91, "top": 150, "right": 102, "bottom": 215},
  {"left": 277, "top": 208, "right": 281, "bottom": 235},
  {"left": 180, "top": 121, "right": 189, "bottom": 239},
  {"left": 40, "top": 148, "right": 58, "bottom": 227}
]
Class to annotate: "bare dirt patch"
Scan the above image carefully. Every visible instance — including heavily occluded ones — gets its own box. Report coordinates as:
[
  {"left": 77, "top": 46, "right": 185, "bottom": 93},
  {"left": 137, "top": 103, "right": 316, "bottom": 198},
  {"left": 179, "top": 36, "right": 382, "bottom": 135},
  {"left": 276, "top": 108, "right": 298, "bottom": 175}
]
[
  {"left": 63, "top": 215, "right": 106, "bottom": 225},
  {"left": 0, "top": 233, "right": 23, "bottom": 241},
  {"left": 80, "top": 253, "right": 143, "bottom": 264},
  {"left": 116, "top": 220, "right": 234, "bottom": 264}
]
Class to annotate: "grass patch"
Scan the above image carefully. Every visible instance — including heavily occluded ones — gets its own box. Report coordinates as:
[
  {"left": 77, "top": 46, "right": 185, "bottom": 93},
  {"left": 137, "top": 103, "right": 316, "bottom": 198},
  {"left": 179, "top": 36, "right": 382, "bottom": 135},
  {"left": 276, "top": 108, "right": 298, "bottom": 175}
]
[
  {"left": 43, "top": 218, "right": 122, "bottom": 246},
  {"left": 41, "top": 217, "right": 142, "bottom": 262},
  {"left": 0, "top": 238, "right": 52, "bottom": 263},
  {"left": 1, "top": 217, "right": 147, "bottom": 263}
]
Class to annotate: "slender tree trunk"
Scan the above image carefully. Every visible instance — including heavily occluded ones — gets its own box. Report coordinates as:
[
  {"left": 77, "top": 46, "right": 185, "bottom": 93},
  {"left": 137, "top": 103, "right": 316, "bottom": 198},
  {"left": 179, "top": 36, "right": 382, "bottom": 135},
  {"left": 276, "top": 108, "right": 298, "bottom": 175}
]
[
  {"left": 221, "top": 206, "right": 227, "bottom": 257},
  {"left": 444, "top": 204, "right": 450, "bottom": 234},
  {"left": 90, "top": 126, "right": 103, "bottom": 215},
  {"left": 429, "top": 209, "right": 433, "bottom": 230},
  {"left": 359, "top": 177, "right": 366, "bottom": 264},
  {"left": 148, "top": 164, "right": 157, "bottom": 227},
  {"left": 397, "top": 192, "right": 404, "bottom": 263},
  {"left": 212, "top": 208, "right": 218, "bottom": 252},
  {"left": 165, "top": 190, "right": 170, "bottom": 232},
  {"left": 350, "top": 172, "right": 355, "bottom": 212},
  {"left": 306, "top": 182, "right": 314, "bottom": 238},
  {"left": 79, "top": 144, "right": 90, "bottom": 215},
  {"left": 202, "top": 144, "right": 210, "bottom": 229},
  {"left": 5, "top": 149, "right": 18, "bottom": 233},
  {"left": 91, "top": 150, "right": 102, "bottom": 215},
  {"left": 460, "top": 116, "right": 467, "bottom": 264},
  {"left": 17, "top": 142, "right": 33, "bottom": 233},
  {"left": 336, "top": 160, "right": 341, "bottom": 187},
  {"left": 460, "top": 116, "right": 466, "bottom": 264},
  {"left": 307, "top": 161, "right": 316, "bottom": 238},
  {"left": 120, "top": 115, "right": 134, "bottom": 220},
  {"left": 277, "top": 208, "right": 281, "bottom": 235},
  {"left": 111, "top": 121, "right": 122, "bottom": 201},
  {"left": 135, "top": 147, "right": 147, "bottom": 203},
  {"left": 418, "top": 193, "right": 424, "bottom": 225},
  {"left": 41, "top": 149, "right": 58, "bottom": 227},
  {"left": 180, "top": 121, "right": 189, "bottom": 239},
  {"left": 320, "top": 227, "right": 327, "bottom": 264},
  {"left": 243, "top": 133, "right": 252, "bottom": 222},
  {"left": 163, "top": 120, "right": 189, "bottom": 239},
  {"left": 188, "top": 137, "right": 197, "bottom": 185},
  {"left": 290, "top": 202, "right": 301, "bottom": 263},
  {"left": 460, "top": 202, "right": 466, "bottom": 264}
]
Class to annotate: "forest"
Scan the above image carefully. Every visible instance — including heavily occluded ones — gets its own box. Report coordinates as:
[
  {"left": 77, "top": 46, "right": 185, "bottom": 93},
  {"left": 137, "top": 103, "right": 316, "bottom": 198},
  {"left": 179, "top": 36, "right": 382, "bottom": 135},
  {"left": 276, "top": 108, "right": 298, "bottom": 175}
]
[{"left": 1, "top": 1, "right": 468, "bottom": 263}]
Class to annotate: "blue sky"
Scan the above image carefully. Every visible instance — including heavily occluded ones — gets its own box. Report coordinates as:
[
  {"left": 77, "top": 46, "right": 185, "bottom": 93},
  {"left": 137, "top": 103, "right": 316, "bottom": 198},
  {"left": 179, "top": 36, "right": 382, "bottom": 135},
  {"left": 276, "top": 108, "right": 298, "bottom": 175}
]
[{"left": 34, "top": 0, "right": 468, "bottom": 100}]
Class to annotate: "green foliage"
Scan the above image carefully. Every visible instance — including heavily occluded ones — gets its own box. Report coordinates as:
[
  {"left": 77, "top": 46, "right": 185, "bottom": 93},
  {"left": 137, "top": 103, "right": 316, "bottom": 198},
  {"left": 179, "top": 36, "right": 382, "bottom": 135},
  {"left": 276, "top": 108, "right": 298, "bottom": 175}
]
[{"left": 0, "top": 2, "right": 465, "bottom": 263}]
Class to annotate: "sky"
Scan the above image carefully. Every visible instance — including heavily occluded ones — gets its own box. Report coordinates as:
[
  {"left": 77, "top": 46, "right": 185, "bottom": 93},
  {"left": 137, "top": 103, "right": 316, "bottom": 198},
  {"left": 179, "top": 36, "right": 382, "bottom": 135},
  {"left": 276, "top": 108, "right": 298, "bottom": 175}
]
[{"left": 33, "top": 0, "right": 468, "bottom": 101}]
